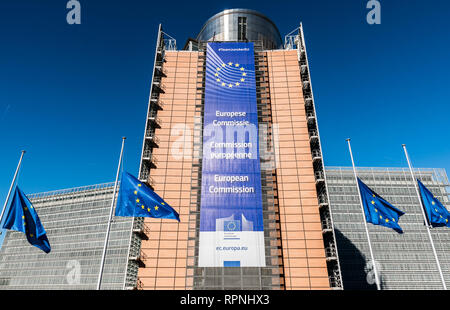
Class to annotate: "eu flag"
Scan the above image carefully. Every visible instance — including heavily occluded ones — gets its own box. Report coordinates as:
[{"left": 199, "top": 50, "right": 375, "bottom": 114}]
[
  {"left": 115, "top": 172, "right": 180, "bottom": 221},
  {"left": 357, "top": 178, "right": 405, "bottom": 233},
  {"left": 3, "top": 187, "right": 51, "bottom": 253},
  {"left": 417, "top": 179, "right": 450, "bottom": 227}
]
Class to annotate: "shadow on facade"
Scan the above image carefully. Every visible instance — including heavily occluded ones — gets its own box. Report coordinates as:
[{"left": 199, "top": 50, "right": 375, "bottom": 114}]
[{"left": 334, "top": 229, "right": 378, "bottom": 290}]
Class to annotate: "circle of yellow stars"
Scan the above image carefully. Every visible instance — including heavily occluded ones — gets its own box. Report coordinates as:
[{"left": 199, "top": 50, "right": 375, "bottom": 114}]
[
  {"left": 370, "top": 194, "right": 396, "bottom": 223},
  {"left": 431, "top": 200, "right": 449, "bottom": 223},
  {"left": 134, "top": 182, "right": 164, "bottom": 214},
  {"left": 214, "top": 62, "right": 246, "bottom": 88}
]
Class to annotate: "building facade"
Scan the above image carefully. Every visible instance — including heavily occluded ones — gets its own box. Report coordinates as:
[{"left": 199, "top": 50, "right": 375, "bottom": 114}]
[
  {"left": 2, "top": 9, "right": 449, "bottom": 292},
  {"left": 326, "top": 167, "right": 450, "bottom": 290},
  {"left": 136, "top": 9, "right": 342, "bottom": 290},
  {"left": 0, "top": 183, "right": 145, "bottom": 290},
  {"left": 1, "top": 166, "right": 449, "bottom": 290}
]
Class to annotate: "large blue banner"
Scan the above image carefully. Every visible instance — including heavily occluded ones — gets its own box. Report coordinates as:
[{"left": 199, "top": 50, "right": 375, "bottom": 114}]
[{"left": 198, "top": 42, "right": 265, "bottom": 267}]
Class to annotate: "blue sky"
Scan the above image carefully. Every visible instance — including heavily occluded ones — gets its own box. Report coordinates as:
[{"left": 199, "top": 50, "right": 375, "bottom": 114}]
[{"left": 0, "top": 0, "right": 449, "bottom": 204}]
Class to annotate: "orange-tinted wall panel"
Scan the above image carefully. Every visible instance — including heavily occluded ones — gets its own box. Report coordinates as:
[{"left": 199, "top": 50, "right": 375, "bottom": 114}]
[
  {"left": 138, "top": 51, "right": 198, "bottom": 290},
  {"left": 267, "top": 50, "right": 330, "bottom": 290}
]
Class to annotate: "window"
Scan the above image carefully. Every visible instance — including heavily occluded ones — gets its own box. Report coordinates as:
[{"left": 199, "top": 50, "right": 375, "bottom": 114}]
[{"left": 238, "top": 17, "right": 247, "bottom": 41}]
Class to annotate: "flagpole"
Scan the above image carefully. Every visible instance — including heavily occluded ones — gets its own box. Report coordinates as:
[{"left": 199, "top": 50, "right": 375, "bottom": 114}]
[
  {"left": 402, "top": 144, "right": 447, "bottom": 290},
  {"left": 0, "top": 150, "right": 26, "bottom": 226},
  {"left": 97, "top": 137, "right": 126, "bottom": 290},
  {"left": 346, "top": 139, "right": 381, "bottom": 290}
]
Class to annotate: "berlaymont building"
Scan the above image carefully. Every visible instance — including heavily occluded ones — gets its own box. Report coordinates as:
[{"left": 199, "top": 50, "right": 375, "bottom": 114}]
[{"left": 0, "top": 9, "right": 449, "bottom": 290}]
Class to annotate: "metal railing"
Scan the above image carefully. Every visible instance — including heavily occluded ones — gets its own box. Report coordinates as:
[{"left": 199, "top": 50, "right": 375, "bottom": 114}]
[
  {"left": 284, "top": 27, "right": 300, "bottom": 50},
  {"left": 132, "top": 221, "right": 151, "bottom": 240},
  {"left": 129, "top": 249, "right": 147, "bottom": 260},
  {"left": 325, "top": 246, "right": 337, "bottom": 259},
  {"left": 28, "top": 182, "right": 115, "bottom": 201},
  {"left": 322, "top": 218, "right": 333, "bottom": 231},
  {"left": 315, "top": 170, "right": 325, "bottom": 182},
  {"left": 304, "top": 97, "right": 313, "bottom": 107},
  {"left": 162, "top": 31, "right": 177, "bottom": 51},
  {"left": 139, "top": 169, "right": 149, "bottom": 182},
  {"left": 329, "top": 268, "right": 342, "bottom": 289},
  {"left": 155, "top": 65, "right": 167, "bottom": 77},
  {"left": 309, "top": 130, "right": 318, "bottom": 139},
  {"left": 302, "top": 80, "right": 310, "bottom": 90},
  {"left": 138, "top": 171, "right": 155, "bottom": 188},
  {"left": 150, "top": 97, "right": 164, "bottom": 109},
  {"left": 148, "top": 110, "right": 162, "bottom": 127},
  {"left": 318, "top": 193, "right": 328, "bottom": 205},
  {"left": 312, "top": 150, "right": 322, "bottom": 160},
  {"left": 152, "top": 80, "right": 166, "bottom": 92},
  {"left": 142, "top": 150, "right": 157, "bottom": 165},
  {"left": 145, "top": 129, "right": 160, "bottom": 145},
  {"left": 306, "top": 112, "right": 315, "bottom": 120}
]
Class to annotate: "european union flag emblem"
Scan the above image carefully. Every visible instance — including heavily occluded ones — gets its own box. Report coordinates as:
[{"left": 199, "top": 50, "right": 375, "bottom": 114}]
[
  {"left": 115, "top": 172, "right": 180, "bottom": 221},
  {"left": 358, "top": 178, "right": 405, "bottom": 233},
  {"left": 212, "top": 61, "right": 248, "bottom": 89},
  {"left": 3, "top": 187, "right": 51, "bottom": 253},
  {"left": 417, "top": 179, "right": 450, "bottom": 227},
  {"left": 224, "top": 220, "right": 241, "bottom": 232}
]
